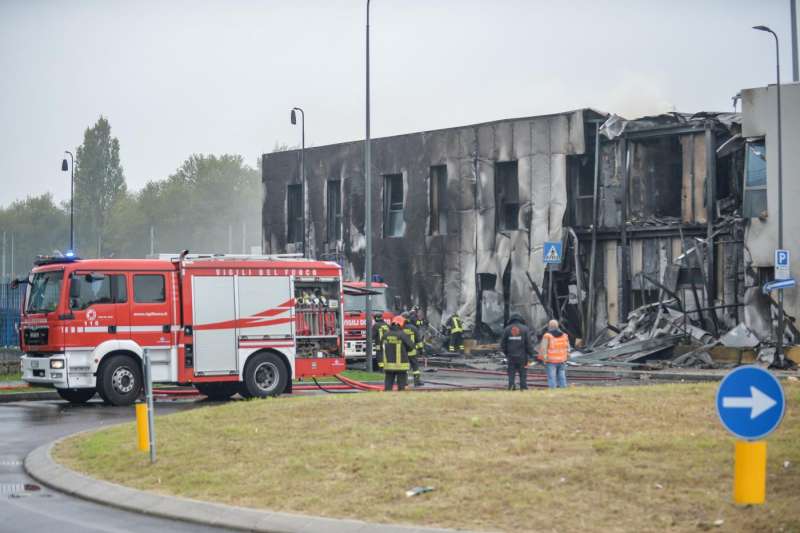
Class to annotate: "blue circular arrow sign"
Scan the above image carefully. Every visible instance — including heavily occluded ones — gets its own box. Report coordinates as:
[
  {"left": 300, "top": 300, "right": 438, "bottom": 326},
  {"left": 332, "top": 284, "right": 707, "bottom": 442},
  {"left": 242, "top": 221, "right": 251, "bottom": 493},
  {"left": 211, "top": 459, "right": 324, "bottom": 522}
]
[{"left": 716, "top": 366, "right": 786, "bottom": 440}]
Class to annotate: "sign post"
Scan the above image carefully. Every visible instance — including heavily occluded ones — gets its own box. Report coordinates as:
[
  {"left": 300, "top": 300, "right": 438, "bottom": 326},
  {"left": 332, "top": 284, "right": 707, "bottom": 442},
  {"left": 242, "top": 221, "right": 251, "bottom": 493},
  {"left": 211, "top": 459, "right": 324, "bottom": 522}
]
[
  {"left": 143, "top": 348, "right": 156, "bottom": 464},
  {"left": 716, "top": 366, "right": 785, "bottom": 504}
]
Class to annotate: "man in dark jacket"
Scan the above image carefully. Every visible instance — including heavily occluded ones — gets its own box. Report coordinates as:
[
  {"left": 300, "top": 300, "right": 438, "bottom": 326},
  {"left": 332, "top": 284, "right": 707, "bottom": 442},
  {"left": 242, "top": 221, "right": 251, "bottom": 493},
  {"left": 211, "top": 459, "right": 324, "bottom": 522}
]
[{"left": 500, "top": 313, "right": 535, "bottom": 390}]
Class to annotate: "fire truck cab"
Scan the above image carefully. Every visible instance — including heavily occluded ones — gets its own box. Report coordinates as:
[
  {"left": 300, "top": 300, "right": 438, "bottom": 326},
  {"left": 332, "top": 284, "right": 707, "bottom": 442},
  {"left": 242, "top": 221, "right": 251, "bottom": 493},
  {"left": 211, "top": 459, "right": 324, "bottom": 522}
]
[
  {"left": 19, "top": 254, "right": 345, "bottom": 405},
  {"left": 342, "top": 281, "right": 395, "bottom": 361}
]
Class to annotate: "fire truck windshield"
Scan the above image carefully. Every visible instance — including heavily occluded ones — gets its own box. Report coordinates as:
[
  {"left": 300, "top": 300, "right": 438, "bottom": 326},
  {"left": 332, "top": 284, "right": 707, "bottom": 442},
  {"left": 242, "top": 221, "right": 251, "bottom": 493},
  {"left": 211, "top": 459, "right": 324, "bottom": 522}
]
[
  {"left": 26, "top": 270, "right": 63, "bottom": 314},
  {"left": 344, "top": 290, "right": 387, "bottom": 313}
]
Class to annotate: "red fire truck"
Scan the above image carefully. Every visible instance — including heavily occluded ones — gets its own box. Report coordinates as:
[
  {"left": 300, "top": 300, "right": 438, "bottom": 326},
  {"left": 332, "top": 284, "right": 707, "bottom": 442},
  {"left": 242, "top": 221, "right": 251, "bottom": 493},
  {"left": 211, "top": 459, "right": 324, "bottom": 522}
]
[
  {"left": 18, "top": 253, "right": 346, "bottom": 405},
  {"left": 342, "top": 280, "right": 396, "bottom": 361}
]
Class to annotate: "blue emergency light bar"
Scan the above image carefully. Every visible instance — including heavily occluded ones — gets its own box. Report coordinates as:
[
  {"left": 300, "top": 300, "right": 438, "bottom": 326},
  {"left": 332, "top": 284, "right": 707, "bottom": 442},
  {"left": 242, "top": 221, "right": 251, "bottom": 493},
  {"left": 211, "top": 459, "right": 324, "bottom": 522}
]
[{"left": 33, "top": 254, "right": 81, "bottom": 266}]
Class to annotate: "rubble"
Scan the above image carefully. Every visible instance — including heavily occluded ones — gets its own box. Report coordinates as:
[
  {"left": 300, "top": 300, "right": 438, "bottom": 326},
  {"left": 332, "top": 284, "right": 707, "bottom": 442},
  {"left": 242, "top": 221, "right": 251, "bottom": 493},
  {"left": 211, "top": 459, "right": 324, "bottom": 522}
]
[{"left": 571, "top": 294, "right": 797, "bottom": 369}]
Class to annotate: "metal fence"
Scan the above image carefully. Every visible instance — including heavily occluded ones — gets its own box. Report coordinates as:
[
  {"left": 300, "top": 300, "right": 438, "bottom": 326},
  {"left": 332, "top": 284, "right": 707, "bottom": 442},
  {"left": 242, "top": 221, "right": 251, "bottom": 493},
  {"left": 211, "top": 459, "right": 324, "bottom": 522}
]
[{"left": 0, "top": 283, "right": 21, "bottom": 348}]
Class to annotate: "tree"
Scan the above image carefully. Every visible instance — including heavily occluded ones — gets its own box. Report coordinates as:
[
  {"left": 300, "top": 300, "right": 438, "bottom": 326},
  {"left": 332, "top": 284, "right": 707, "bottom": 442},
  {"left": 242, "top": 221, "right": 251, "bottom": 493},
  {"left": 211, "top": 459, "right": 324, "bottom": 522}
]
[
  {"left": 74, "top": 116, "right": 126, "bottom": 257},
  {"left": 0, "top": 194, "right": 68, "bottom": 277},
  {"left": 104, "top": 154, "right": 261, "bottom": 257}
]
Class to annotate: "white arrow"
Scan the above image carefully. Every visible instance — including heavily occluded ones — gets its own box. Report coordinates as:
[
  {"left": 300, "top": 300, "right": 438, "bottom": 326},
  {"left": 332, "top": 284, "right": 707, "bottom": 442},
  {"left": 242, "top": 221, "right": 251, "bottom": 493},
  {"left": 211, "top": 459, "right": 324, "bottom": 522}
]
[{"left": 722, "top": 386, "right": 777, "bottom": 419}]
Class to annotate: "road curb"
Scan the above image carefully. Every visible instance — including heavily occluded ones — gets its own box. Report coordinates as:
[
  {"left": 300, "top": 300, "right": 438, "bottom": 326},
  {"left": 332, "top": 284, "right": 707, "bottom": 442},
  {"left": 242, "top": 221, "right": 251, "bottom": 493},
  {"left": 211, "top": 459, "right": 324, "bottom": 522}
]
[
  {"left": 0, "top": 390, "right": 59, "bottom": 403},
  {"left": 25, "top": 434, "right": 464, "bottom": 533}
]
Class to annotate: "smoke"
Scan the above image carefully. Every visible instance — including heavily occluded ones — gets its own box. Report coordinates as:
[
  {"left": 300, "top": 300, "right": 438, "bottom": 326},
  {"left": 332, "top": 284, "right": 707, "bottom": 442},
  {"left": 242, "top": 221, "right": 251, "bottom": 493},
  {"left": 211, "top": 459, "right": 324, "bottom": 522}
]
[{"left": 603, "top": 72, "right": 676, "bottom": 119}]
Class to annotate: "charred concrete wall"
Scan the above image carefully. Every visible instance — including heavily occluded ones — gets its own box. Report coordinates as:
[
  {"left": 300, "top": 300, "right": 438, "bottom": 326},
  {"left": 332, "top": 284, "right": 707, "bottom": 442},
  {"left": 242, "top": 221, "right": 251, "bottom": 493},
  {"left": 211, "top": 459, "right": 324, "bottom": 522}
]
[
  {"left": 742, "top": 83, "right": 800, "bottom": 321},
  {"left": 262, "top": 110, "right": 599, "bottom": 332}
]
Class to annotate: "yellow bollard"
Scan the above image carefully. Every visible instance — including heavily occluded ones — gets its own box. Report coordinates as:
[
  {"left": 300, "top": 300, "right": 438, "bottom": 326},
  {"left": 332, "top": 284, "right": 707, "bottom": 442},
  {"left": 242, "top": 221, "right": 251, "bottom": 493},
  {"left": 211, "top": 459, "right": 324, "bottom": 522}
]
[
  {"left": 135, "top": 402, "right": 150, "bottom": 452},
  {"left": 734, "top": 440, "right": 766, "bottom": 504}
]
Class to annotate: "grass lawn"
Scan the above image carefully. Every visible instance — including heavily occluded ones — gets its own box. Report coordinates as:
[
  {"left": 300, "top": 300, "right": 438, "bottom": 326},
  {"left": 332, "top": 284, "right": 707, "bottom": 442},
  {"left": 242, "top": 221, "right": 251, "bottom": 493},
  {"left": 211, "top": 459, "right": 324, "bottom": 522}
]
[
  {"left": 0, "top": 372, "right": 22, "bottom": 382},
  {"left": 294, "top": 369, "right": 382, "bottom": 383},
  {"left": 55, "top": 382, "right": 800, "bottom": 533}
]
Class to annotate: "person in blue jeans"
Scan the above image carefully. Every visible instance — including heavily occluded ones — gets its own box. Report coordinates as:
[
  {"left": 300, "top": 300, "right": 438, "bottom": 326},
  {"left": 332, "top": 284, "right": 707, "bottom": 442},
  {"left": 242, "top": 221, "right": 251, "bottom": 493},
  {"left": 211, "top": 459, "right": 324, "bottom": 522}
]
[{"left": 539, "top": 319, "right": 569, "bottom": 388}]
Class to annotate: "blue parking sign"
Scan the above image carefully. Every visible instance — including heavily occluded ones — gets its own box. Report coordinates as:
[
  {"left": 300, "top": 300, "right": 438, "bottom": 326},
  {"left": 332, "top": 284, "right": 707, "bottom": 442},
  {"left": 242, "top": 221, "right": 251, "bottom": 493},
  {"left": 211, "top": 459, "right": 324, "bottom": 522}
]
[
  {"left": 716, "top": 366, "right": 785, "bottom": 440},
  {"left": 775, "top": 249, "right": 791, "bottom": 280}
]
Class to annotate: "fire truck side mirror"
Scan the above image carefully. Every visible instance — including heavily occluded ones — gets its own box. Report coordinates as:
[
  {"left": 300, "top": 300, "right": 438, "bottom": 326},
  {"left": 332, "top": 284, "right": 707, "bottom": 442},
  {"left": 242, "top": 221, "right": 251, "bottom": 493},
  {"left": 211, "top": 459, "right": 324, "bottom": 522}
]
[
  {"left": 69, "top": 277, "right": 80, "bottom": 298},
  {"left": 84, "top": 273, "right": 104, "bottom": 283}
]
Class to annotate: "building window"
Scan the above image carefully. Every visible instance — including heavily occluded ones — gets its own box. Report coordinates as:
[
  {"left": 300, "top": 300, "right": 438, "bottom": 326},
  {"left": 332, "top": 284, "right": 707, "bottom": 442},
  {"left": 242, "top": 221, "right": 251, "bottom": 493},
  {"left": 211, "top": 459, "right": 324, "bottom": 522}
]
[
  {"left": 495, "top": 161, "right": 519, "bottom": 231},
  {"left": 286, "top": 184, "right": 303, "bottom": 243},
  {"left": 383, "top": 174, "right": 405, "bottom": 237},
  {"left": 743, "top": 140, "right": 767, "bottom": 218},
  {"left": 133, "top": 275, "right": 165, "bottom": 303},
  {"left": 429, "top": 165, "right": 448, "bottom": 235},
  {"left": 326, "top": 180, "right": 342, "bottom": 242},
  {"left": 569, "top": 155, "right": 594, "bottom": 227},
  {"left": 632, "top": 288, "right": 659, "bottom": 309}
]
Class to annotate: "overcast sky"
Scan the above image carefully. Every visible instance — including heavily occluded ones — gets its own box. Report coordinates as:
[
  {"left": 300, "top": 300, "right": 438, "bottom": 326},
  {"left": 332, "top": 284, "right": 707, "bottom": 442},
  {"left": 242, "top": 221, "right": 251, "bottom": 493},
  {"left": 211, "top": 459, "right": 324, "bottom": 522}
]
[{"left": 0, "top": 0, "right": 796, "bottom": 207}]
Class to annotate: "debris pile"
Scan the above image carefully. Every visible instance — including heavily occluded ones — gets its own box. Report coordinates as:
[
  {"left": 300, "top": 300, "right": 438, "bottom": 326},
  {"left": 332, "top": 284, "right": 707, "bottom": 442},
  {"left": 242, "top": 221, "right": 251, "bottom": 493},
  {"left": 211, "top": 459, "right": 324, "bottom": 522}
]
[{"left": 571, "top": 297, "right": 797, "bottom": 370}]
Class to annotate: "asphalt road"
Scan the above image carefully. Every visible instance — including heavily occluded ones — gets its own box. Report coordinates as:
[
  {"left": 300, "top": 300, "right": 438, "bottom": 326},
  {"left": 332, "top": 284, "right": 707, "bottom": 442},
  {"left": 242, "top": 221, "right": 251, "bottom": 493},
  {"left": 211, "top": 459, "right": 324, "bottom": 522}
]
[{"left": 0, "top": 397, "right": 234, "bottom": 533}]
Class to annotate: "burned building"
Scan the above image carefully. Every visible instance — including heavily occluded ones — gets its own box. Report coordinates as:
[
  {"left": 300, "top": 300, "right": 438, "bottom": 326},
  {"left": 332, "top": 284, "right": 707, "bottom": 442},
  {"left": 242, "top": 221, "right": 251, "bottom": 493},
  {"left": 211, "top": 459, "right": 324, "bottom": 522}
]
[
  {"left": 262, "top": 97, "right": 794, "bottom": 351},
  {"left": 262, "top": 109, "right": 606, "bottom": 334}
]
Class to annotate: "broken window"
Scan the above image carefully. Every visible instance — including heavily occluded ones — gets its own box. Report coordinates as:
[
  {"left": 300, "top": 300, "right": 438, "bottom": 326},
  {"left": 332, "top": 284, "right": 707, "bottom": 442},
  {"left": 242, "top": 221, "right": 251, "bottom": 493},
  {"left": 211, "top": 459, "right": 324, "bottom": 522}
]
[
  {"left": 629, "top": 137, "right": 682, "bottom": 219},
  {"left": 495, "top": 161, "right": 519, "bottom": 231},
  {"left": 568, "top": 155, "right": 594, "bottom": 227},
  {"left": 478, "top": 273, "right": 497, "bottom": 291},
  {"left": 383, "top": 173, "right": 405, "bottom": 238},
  {"left": 326, "top": 180, "right": 342, "bottom": 242},
  {"left": 286, "top": 184, "right": 303, "bottom": 243},
  {"left": 632, "top": 288, "right": 659, "bottom": 309},
  {"left": 429, "top": 165, "right": 448, "bottom": 235},
  {"left": 743, "top": 140, "right": 767, "bottom": 218}
]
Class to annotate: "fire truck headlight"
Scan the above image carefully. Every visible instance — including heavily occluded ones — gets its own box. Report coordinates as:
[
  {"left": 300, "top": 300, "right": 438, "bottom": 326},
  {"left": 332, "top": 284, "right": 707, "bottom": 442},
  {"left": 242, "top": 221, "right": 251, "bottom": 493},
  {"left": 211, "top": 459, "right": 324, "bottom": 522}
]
[{"left": 49, "top": 359, "right": 65, "bottom": 369}]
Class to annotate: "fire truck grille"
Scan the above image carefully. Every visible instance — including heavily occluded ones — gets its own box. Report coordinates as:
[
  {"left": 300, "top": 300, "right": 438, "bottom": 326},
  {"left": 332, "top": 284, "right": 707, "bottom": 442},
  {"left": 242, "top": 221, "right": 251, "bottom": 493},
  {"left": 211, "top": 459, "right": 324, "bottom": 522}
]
[{"left": 23, "top": 327, "right": 48, "bottom": 346}]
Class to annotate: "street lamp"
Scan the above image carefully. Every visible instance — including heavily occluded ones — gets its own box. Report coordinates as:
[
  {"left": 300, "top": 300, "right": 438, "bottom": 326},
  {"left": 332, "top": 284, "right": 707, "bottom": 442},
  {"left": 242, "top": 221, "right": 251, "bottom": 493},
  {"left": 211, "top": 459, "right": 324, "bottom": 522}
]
[
  {"left": 290, "top": 107, "right": 306, "bottom": 258},
  {"left": 753, "top": 25, "right": 786, "bottom": 367},
  {"left": 61, "top": 151, "right": 75, "bottom": 253},
  {"left": 364, "top": 0, "right": 374, "bottom": 371}
]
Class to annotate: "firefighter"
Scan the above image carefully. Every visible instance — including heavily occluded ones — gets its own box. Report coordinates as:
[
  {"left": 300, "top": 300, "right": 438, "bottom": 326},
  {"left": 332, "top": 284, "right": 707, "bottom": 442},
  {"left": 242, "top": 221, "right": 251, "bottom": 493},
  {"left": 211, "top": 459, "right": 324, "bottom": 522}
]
[
  {"left": 371, "top": 312, "right": 389, "bottom": 370},
  {"left": 382, "top": 316, "right": 415, "bottom": 391},
  {"left": 402, "top": 312, "right": 424, "bottom": 387},
  {"left": 411, "top": 305, "right": 426, "bottom": 330},
  {"left": 444, "top": 313, "right": 465, "bottom": 353}
]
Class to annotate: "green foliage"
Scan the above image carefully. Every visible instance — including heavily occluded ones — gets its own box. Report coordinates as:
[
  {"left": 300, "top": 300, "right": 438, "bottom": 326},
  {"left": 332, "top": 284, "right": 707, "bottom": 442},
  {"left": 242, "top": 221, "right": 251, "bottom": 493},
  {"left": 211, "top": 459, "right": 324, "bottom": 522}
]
[
  {"left": 74, "top": 116, "right": 126, "bottom": 257},
  {"left": 106, "top": 154, "right": 261, "bottom": 257},
  {"left": 2, "top": 117, "right": 262, "bottom": 272},
  {"left": 0, "top": 193, "right": 69, "bottom": 276}
]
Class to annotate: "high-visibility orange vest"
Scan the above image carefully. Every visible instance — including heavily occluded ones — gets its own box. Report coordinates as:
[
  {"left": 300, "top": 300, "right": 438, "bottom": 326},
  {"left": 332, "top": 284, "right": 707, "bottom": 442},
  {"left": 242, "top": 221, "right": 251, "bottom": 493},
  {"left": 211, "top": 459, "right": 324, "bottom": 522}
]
[{"left": 543, "top": 332, "right": 569, "bottom": 363}]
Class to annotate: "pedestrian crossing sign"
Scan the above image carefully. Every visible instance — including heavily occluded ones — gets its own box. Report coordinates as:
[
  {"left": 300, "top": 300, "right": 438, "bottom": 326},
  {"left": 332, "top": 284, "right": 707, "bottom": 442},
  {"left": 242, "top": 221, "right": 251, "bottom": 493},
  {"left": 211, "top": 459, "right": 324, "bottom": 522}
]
[{"left": 543, "top": 241, "right": 562, "bottom": 264}]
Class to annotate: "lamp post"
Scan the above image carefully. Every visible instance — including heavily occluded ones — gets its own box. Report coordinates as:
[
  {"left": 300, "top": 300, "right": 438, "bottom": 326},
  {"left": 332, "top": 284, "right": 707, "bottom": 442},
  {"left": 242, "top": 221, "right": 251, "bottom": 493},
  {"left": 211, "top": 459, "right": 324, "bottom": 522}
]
[
  {"left": 753, "top": 25, "right": 785, "bottom": 366},
  {"left": 792, "top": 0, "right": 798, "bottom": 82},
  {"left": 290, "top": 107, "right": 306, "bottom": 258},
  {"left": 364, "top": 0, "right": 374, "bottom": 372},
  {"left": 61, "top": 151, "right": 75, "bottom": 253}
]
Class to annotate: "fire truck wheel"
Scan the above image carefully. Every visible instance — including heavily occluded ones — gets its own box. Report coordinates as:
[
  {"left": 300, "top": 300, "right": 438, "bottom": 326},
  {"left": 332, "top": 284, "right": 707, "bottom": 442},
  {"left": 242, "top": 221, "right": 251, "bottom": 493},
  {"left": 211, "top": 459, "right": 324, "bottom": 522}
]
[
  {"left": 97, "top": 354, "right": 143, "bottom": 406},
  {"left": 56, "top": 388, "right": 96, "bottom": 404},
  {"left": 242, "top": 352, "right": 288, "bottom": 398},
  {"left": 195, "top": 382, "right": 239, "bottom": 401}
]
